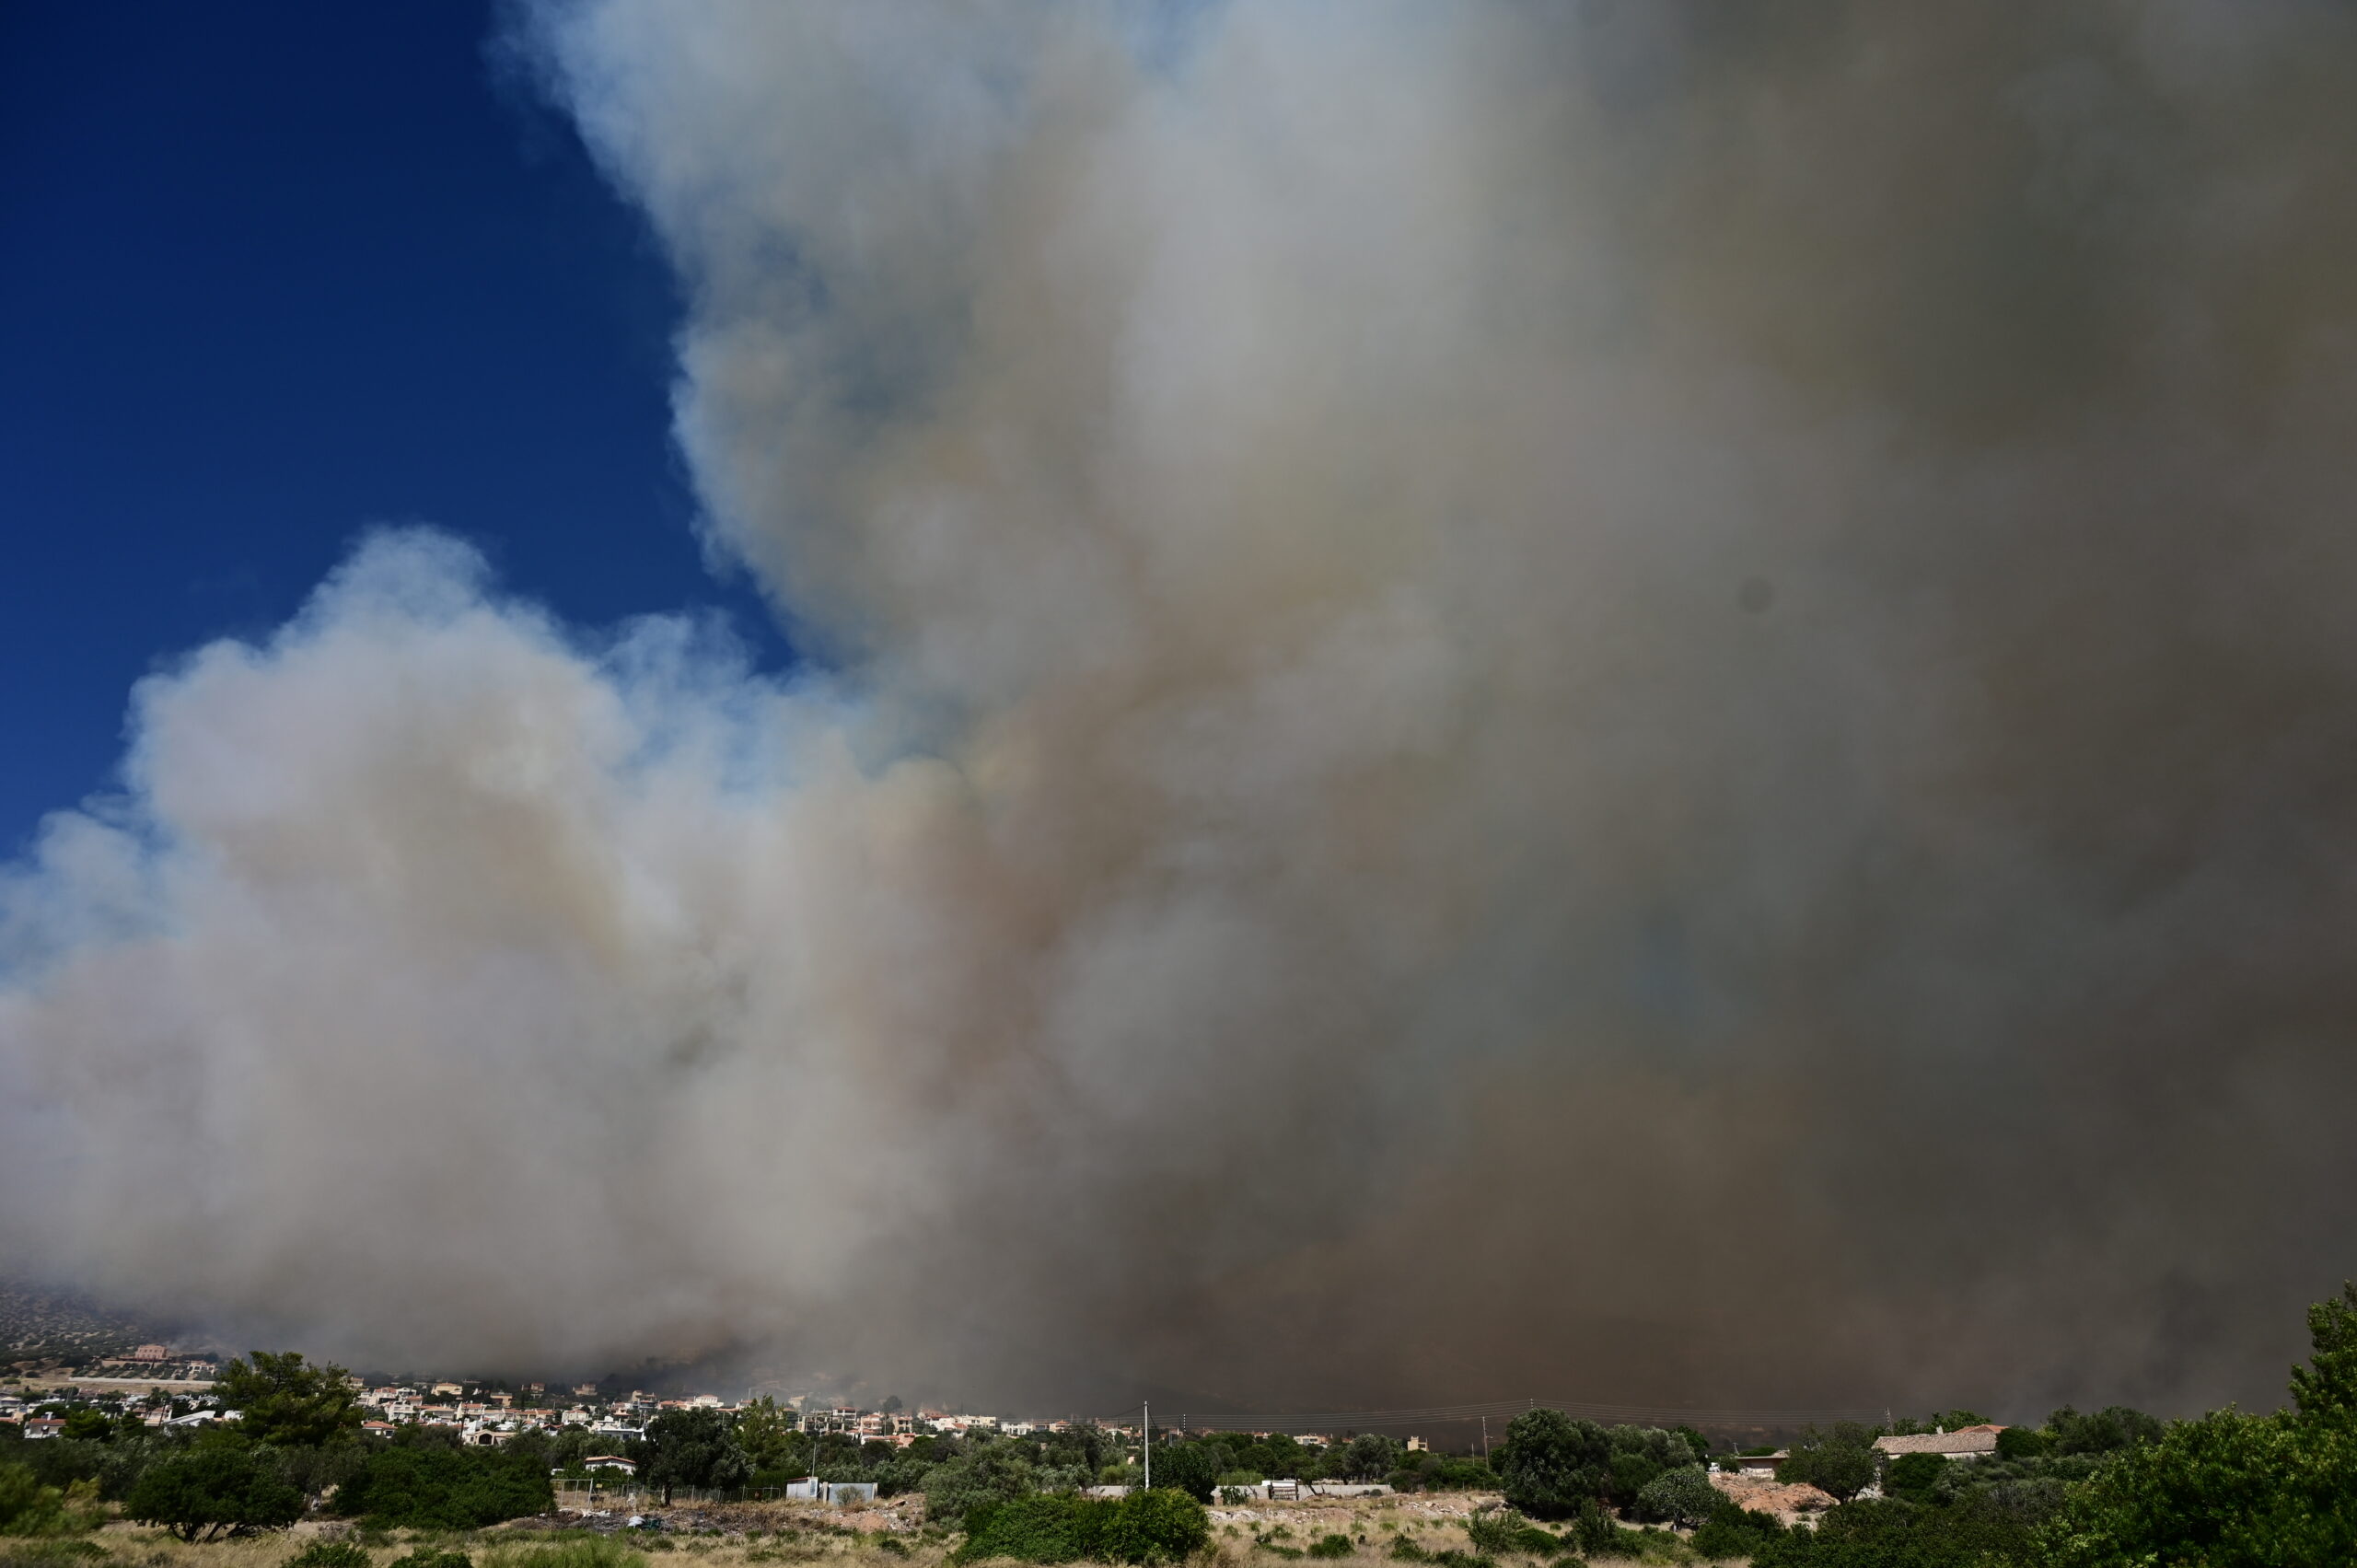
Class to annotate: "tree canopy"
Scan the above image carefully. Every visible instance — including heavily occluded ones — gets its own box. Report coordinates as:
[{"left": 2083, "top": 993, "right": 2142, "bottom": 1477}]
[
  {"left": 642, "top": 1409, "right": 753, "bottom": 1500},
  {"left": 1779, "top": 1423, "right": 1877, "bottom": 1504},
  {"left": 334, "top": 1444, "right": 554, "bottom": 1528},
  {"left": 124, "top": 1446, "right": 303, "bottom": 1541},
  {"left": 1492, "top": 1409, "right": 1611, "bottom": 1518},
  {"left": 214, "top": 1352, "right": 363, "bottom": 1447},
  {"left": 2044, "top": 1282, "right": 2357, "bottom": 1568}
]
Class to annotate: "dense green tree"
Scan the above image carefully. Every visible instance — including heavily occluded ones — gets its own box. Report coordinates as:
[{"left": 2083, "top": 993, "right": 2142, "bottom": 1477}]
[
  {"left": 1492, "top": 1409, "right": 1610, "bottom": 1519},
  {"left": 2042, "top": 1285, "right": 2357, "bottom": 1567},
  {"left": 1780, "top": 1423, "right": 1877, "bottom": 1504},
  {"left": 2291, "top": 1281, "right": 2357, "bottom": 1420},
  {"left": 58, "top": 1411, "right": 109, "bottom": 1444},
  {"left": 1148, "top": 1439, "right": 1222, "bottom": 1503},
  {"left": 0, "top": 1462, "right": 73, "bottom": 1537},
  {"left": 1336, "top": 1434, "right": 1399, "bottom": 1482},
  {"left": 1103, "top": 1486, "right": 1211, "bottom": 1564},
  {"left": 1753, "top": 1494, "right": 2039, "bottom": 1567},
  {"left": 734, "top": 1397, "right": 800, "bottom": 1473},
  {"left": 215, "top": 1353, "right": 363, "bottom": 1448},
  {"left": 1690, "top": 1493, "right": 1786, "bottom": 1561},
  {"left": 642, "top": 1408, "right": 752, "bottom": 1501},
  {"left": 954, "top": 1487, "right": 1207, "bottom": 1565},
  {"left": 125, "top": 1446, "right": 305, "bottom": 1541},
  {"left": 1634, "top": 1464, "right": 1718, "bottom": 1528},
  {"left": 2046, "top": 1403, "right": 2163, "bottom": 1457},
  {"left": 273, "top": 1442, "right": 373, "bottom": 1506},
  {"left": 923, "top": 1445, "right": 1038, "bottom": 1527},
  {"left": 958, "top": 1493, "right": 1109, "bottom": 1562},
  {"left": 331, "top": 1444, "right": 553, "bottom": 1528},
  {"left": 1994, "top": 1424, "right": 2048, "bottom": 1460},
  {"left": 1879, "top": 1451, "right": 1946, "bottom": 1504}
]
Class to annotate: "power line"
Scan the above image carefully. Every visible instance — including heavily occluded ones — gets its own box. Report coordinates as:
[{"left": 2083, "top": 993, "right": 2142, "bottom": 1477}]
[{"left": 1091, "top": 1397, "right": 1886, "bottom": 1434}]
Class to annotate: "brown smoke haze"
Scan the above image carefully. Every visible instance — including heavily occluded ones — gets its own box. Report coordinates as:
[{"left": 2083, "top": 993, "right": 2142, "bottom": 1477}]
[{"left": 5, "top": 1, "right": 2356, "bottom": 1420}]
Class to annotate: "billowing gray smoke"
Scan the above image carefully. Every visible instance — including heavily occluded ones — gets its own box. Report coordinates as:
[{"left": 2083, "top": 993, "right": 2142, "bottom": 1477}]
[{"left": 5, "top": 0, "right": 2356, "bottom": 1419}]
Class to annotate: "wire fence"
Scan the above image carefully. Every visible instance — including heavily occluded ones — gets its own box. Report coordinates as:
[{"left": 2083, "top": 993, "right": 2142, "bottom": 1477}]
[{"left": 552, "top": 1482, "right": 881, "bottom": 1508}]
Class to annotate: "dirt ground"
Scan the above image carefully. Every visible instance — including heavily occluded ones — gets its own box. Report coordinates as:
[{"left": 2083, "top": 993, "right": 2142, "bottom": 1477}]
[{"left": 1702, "top": 1474, "right": 1834, "bottom": 1527}]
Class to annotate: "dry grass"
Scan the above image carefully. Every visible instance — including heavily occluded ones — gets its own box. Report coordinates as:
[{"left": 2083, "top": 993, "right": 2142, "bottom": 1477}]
[{"left": 6, "top": 1493, "right": 1739, "bottom": 1568}]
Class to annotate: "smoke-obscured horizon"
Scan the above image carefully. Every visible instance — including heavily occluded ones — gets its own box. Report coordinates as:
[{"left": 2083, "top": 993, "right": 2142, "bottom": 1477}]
[{"left": 6, "top": 0, "right": 2356, "bottom": 1420}]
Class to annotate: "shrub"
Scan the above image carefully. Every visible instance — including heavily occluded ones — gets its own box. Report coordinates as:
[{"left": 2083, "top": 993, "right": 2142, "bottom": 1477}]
[
  {"left": 1879, "top": 1452, "right": 1945, "bottom": 1505},
  {"left": 1101, "top": 1488, "right": 1210, "bottom": 1565},
  {"left": 958, "top": 1493, "right": 1112, "bottom": 1563},
  {"left": 1567, "top": 1503, "right": 1623, "bottom": 1558},
  {"left": 1387, "top": 1538, "right": 1428, "bottom": 1562},
  {"left": 957, "top": 1488, "right": 1206, "bottom": 1566},
  {"left": 284, "top": 1544, "right": 372, "bottom": 1568},
  {"left": 1689, "top": 1503, "right": 1782, "bottom": 1562},
  {"left": 1777, "top": 1426, "right": 1877, "bottom": 1505},
  {"left": 923, "top": 1448, "right": 1038, "bottom": 1529},
  {"left": 1463, "top": 1510, "right": 1524, "bottom": 1556},
  {"left": 1510, "top": 1527, "right": 1561, "bottom": 1557},
  {"left": 1993, "top": 1425, "right": 2047, "bottom": 1461},
  {"left": 1306, "top": 1537, "right": 1353, "bottom": 1560},
  {"left": 1148, "top": 1443, "right": 1224, "bottom": 1504},
  {"left": 334, "top": 1446, "right": 552, "bottom": 1529},
  {"left": 125, "top": 1446, "right": 304, "bottom": 1542},
  {"left": 0, "top": 1465, "right": 71, "bottom": 1539},
  {"left": 1492, "top": 1413, "right": 1608, "bottom": 1520},
  {"left": 1634, "top": 1465, "right": 1718, "bottom": 1529},
  {"left": 2046, "top": 1405, "right": 2164, "bottom": 1458}
]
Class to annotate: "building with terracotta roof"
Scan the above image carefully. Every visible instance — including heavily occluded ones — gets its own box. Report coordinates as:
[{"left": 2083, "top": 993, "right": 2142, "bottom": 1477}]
[{"left": 1873, "top": 1424, "right": 2005, "bottom": 1459}]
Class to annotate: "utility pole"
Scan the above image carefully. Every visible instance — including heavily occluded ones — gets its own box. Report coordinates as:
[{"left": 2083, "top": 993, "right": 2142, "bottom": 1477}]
[
  {"left": 1480, "top": 1415, "right": 1489, "bottom": 1461},
  {"left": 1143, "top": 1401, "right": 1151, "bottom": 1492}
]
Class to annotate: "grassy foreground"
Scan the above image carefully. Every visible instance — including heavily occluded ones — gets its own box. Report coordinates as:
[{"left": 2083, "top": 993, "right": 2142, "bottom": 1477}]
[{"left": 0, "top": 1495, "right": 1736, "bottom": 1568}]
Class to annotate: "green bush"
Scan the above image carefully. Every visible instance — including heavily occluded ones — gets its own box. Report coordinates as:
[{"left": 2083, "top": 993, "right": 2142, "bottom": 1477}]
[
  {"left": 1510, "top": 1527, "right": 1561, "bottom": 1557},
  {"left": 1634, "top": 1465, "right": 1718, "bottom": 1529},
  {"left": 334, "top": 1446, "right": 552, "bottom": 1529},
  {"left": 1148, "top": 1443, "right": 1224, "bottom": 1504},
  {"left": 1387, "top": 1537, "right": 1428, "bottom": 1562},
  {"left": 1753, "top": 1495, "right": 2038, "bottom": 1567},
  {"left": 1305, "top": 1536, "right": 1353, "bottom": 1560},
  {"left": 283, "top": 1543, "right": 372, "bottom": 1568},
  {"left": 2038, "top": 1283, "right": 2357, "bottom": 1567},
  {"left": 1567, "top": 1503, "right": 1630, "bottom": 1559},
  {"left": 958, "top": 1488, "right": 1208, "bottom": 1565},
  {"left": 958, "top": 1494, "right": 1111, "bottom": 1563},
  {"left": 1993, "top": 1425, "right": 2047, "bottom": 1461},
  {"left": 0, "top": 1466, "right": 71, "bottom": 1539},
  {"left": 1492, "top": 1413, "right": 1608, "bottom": 1520},
  {"left": 1102, "top": 1488, "right": 1211, "bottom": 1565},
  {"left": 1463, "top": 1510, "right": 1524, "bottom": 1556},
  {"left": 1879, "top": 1452, "right": 1945, "bottom": 1505},
  {"left": 125, "top": 1446, "right": 304, "bottom": 1542},
  {"left": 923, "top": 1448, "right": 1038, "bottom": 1530},
  {"left": 1689, "top": 1504, "right": 1782, "bottom": 1562}
]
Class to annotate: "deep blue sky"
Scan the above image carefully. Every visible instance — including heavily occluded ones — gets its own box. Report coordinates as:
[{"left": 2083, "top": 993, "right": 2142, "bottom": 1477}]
[{"left": 0, "top": 2, "right": 782, "bottom": 856}]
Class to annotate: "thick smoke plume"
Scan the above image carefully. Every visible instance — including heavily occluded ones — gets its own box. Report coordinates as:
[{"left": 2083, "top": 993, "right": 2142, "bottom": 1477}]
[{"left": 6, "top": 1, "right": 2357, "bottom": 1418}]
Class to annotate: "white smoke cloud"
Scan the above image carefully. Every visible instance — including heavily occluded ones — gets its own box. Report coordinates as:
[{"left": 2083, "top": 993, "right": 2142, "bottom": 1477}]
[{"left": 6, "top": 1, "right": 2356, "bottom": 1413}]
